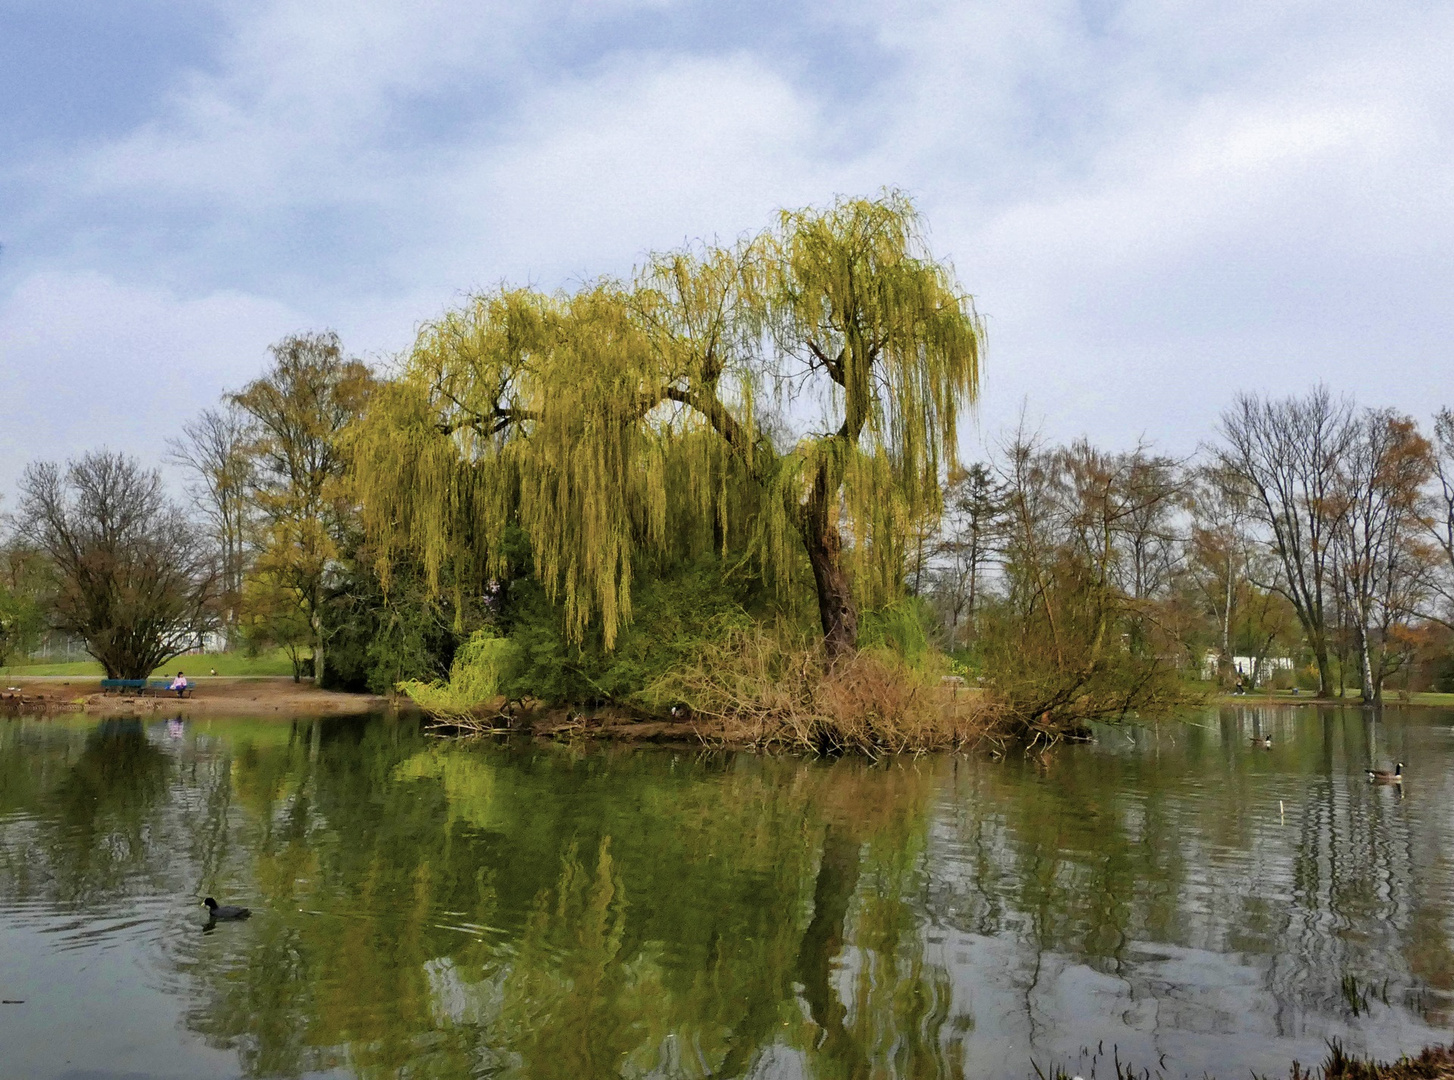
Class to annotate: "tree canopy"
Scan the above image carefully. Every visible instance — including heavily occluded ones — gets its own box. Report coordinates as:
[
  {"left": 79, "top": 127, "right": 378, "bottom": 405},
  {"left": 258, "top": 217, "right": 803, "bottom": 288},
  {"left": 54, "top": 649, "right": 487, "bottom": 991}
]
[
  {"left": 231, "top": 332, "right": 374, "bottom": 680},
  {"left": 17, "top": 452, "right": 216, "bottom": 679},
  {"left": 353, "top": 193, "right": 983, "bottom": 656}
]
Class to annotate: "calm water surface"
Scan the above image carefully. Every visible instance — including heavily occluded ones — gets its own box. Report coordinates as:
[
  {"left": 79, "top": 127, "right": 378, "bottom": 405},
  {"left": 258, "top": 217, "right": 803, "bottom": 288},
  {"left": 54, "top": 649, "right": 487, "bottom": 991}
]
[{"left": 1, "top": 706, "right": 1452, "bottom": 1079}]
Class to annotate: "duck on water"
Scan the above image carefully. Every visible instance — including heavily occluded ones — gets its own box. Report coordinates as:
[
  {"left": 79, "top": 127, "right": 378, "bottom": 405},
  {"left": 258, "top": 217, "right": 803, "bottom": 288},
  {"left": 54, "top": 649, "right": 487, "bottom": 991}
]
[{"left": 203, "top": 897, "right": 251, "bottom": 920}]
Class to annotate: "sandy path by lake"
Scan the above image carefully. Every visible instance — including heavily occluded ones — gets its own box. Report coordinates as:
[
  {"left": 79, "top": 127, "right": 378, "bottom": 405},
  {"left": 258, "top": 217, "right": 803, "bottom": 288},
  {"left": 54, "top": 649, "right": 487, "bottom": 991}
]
[{"left": 1, "top": 675, "right": 391, "bottom": 716}]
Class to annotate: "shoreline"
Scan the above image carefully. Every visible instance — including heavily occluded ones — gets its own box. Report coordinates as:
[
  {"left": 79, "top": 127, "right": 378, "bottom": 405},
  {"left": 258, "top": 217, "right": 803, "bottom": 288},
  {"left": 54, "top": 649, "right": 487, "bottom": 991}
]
[
  {"left": 434, "top": 709, "right": 726, "bottom": 748},
  {"left": 1214, "top": 691, "right": 1454, "bottom": 709},
  {"left": 0, "top": 686, "right": 781, "bottom": 750},
  {"left": 6, "top": 678, "right": 1449, "bottom": 737},
  {"left": 1, "top": 676, "right": 391, "bottom": 716}
]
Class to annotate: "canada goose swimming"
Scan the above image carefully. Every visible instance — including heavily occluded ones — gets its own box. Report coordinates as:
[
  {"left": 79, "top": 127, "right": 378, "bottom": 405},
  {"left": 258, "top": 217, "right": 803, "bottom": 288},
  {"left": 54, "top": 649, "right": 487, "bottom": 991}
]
[
  {"left": 1251, "top": 735, "right": 1273, "bottom": 748},
  {"left": 1366, "top": 763, "right": 1404, "bottom": 784},
  {"left": 203, "top": 897, "right": 251, "bottom": 920}
]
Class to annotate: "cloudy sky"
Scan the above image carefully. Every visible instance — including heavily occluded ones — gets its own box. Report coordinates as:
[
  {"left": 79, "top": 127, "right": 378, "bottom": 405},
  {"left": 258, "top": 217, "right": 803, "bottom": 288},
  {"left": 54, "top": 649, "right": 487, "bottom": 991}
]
[{"left": 2, "top": 0, "right": 1451, "bottom": 497}]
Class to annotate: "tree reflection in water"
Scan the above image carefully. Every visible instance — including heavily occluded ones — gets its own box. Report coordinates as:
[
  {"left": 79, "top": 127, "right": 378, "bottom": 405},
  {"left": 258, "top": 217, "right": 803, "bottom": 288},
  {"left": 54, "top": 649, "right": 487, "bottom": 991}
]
[
  {"left": 0, "top": 717, "right": 173, "bottom": 905},
  {"left": 170, "top": 735, "right": 965, "bottom": 1079},
  {"left": 1, "top": 708, "right": 1453, "bottom": 1079}
]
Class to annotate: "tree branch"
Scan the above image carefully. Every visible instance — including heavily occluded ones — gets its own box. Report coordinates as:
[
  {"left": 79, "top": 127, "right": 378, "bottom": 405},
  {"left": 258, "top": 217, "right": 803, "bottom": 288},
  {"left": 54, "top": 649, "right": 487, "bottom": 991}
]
[
  {"left": 806, "top": 339, "right": 845, "bottom": 385},
  {"left": 436, "top": 407, "right": 537, "bottom": 438}
]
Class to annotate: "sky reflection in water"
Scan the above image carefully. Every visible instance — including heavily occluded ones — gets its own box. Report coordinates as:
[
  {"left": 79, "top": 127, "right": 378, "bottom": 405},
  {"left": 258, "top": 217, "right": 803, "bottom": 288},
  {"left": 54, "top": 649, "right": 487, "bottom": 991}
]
[{"left": 0, "top": 706, "right": 1451, "bottom": 1080}]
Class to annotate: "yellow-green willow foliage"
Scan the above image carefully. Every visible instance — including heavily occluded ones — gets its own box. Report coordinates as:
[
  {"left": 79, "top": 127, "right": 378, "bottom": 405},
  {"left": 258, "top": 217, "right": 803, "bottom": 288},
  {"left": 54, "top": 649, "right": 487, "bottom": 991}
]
[
  {"left": 353, "top": 192, "right": 982, "bottom": 654},
  {"left": 397, "top": 629, "right": 521, "bottom": 720}
]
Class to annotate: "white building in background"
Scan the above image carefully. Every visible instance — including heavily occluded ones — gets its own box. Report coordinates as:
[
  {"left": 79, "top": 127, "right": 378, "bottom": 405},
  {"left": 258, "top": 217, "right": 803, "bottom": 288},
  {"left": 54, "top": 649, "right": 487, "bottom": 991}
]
[{"left": 1201, "top": 652, "right": 1296, "bottom": 683}]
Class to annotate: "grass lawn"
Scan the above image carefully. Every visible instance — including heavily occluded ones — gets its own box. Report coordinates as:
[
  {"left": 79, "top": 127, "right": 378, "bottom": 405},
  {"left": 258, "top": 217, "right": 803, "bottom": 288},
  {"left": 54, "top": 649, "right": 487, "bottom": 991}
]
[
  {"left": 0, "top": 649, "right": 301, "bottom": 678},
  {"left": 1401, "top": 691, "right": 1454, "bottom": 707}
]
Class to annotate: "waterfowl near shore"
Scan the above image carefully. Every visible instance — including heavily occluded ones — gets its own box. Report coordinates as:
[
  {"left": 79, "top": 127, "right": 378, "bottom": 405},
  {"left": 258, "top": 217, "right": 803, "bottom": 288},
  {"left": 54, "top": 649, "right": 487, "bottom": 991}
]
[
  {"left": 1367, "top": 763, "right": 1404, "bottom": 784},
  {"left": 1251, "top": 735, "right": 1273, "bottom": 748},
  {"left": 203, "top": 897, "right": 251, "bottom": 920}
]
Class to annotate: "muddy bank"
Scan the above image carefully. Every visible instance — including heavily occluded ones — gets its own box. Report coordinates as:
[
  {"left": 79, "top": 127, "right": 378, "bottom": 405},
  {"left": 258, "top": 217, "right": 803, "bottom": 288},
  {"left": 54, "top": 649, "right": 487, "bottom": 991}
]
[
  {"left": 430, "top": 703, "right": 987, "bottom": 751},
  {"left": 0, "top": 687, "right": 55, "bottom": 716},
  {"left": 1, "top": 676, "right": 391, "bottom": 716},
  {"left": 426, "top": 704, "right": 709, "bottom": 746},
  {"left": 529, "top": 711, "right": 706, "bottom": 745}
]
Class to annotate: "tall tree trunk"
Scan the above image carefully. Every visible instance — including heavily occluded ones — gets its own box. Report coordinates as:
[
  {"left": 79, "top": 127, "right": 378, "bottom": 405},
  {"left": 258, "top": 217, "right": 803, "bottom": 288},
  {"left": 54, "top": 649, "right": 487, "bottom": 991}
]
[
  {"left": 1357, "top": 624, "right": 1375, "bottom": 702},
  {"left": 312, "top": 614, "right": 325, "bottom": 686},
  {"left": 1221, "top": 560, "right": 1233, "bottom": 660},
  {"left": 1313, "top": 639, "right": 1334, "bottom": 698},
  {"left": 805, "top": 520, "right": 859, "bottom": 660},
  {"left": 967, "top": 527, "right": 981, "bottom": 639}
]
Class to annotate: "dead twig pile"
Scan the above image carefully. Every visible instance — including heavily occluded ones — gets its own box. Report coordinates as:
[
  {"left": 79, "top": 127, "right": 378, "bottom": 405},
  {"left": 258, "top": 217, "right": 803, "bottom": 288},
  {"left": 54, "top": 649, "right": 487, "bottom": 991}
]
[{"left": 651, "top": 626, "right": 1004, "bottom": 755}]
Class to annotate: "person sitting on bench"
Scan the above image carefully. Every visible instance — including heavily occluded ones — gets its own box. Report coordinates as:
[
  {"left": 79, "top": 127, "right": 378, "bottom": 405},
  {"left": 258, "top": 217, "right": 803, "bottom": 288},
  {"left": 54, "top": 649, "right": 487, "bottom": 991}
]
[{"left": 170, "top": 671, "right": 189, "bottom": 698}]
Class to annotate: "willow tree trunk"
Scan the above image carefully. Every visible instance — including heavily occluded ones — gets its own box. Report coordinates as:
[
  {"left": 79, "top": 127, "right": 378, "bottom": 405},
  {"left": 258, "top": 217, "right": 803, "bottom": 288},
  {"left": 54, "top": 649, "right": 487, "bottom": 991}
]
[{"left": 804, "top": 520, "right": 859, "bottom": 660}]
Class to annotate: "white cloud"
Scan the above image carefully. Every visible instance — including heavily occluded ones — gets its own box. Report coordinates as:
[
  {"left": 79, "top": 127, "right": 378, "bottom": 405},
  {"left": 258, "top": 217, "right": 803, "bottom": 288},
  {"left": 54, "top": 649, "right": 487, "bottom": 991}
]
[
  {"left": 0, "top": 271, "right": 303, "bottom": 492},
  {"left": 872, "top": 0, "right": 1454, "bottom": 452},
  {"left": 3, "top": 0, "right": 1453, "bottom": 493},
  {"left": 430, "top": 53, "right": 847, "bottom": 284}
]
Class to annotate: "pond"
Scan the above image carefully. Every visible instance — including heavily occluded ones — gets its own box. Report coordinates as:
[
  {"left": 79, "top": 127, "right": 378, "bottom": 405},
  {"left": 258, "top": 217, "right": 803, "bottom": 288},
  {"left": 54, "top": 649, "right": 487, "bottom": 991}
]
[{"left": 0, "top": 705, "right": 1451, "bottom": 1080}]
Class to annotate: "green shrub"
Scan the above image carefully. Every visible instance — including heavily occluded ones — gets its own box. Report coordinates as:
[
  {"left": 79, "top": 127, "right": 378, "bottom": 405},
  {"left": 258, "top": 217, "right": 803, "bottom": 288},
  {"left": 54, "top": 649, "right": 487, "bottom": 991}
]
[
  {"left": 858, "top": 597, "right": 936, "bottom": 669},
  {"left": 320, "top": 551, "right": 466, "bottom": 694},
  {"left": 399, "top": 630, "right": 522, "bottom": 718},
  {"left": 395, "top": 549, "right": 798, "bottom": 716},
  {"left": 496, "top": 553, "right": 796, "bottom": 707}
]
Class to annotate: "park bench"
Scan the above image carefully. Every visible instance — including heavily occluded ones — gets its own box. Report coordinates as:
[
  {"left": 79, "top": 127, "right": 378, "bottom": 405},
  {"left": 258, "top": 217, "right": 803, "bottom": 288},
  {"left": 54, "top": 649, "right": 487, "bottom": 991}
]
[
  {"left": 146, "top": 679, "right": 194, "bottom": 698},
  {"left": 98, "top": 678, "right": 194, "bottom": 697},
  {"left": 100, "top": 679, "right": 148, "bottom": 694}
]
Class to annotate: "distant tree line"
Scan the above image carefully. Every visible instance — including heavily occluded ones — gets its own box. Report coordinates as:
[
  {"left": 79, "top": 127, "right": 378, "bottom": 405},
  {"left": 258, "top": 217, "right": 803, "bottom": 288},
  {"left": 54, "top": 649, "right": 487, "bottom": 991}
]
[
  {"left": 1, "top": 193, "right": 1452, "bottom": 731},
  {"left": 0, "top": 332, "right": 372, "bottom": 681},
  {"left": 918, "top": 390, "right": 1454, "bottom": 708}
]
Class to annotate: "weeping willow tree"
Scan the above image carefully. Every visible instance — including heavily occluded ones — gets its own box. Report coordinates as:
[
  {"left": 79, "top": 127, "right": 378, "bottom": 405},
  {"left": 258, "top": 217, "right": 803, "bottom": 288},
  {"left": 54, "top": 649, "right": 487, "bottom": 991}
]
[{"left": 353, "top": 193, "right": 982, "bottom": 659}]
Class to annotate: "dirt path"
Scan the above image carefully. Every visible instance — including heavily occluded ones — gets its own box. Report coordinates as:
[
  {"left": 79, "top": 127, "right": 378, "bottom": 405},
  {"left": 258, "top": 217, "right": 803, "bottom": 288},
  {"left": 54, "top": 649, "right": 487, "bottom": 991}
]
[{"left": 1, "top": 676, "right": 391, "bottom": 716}]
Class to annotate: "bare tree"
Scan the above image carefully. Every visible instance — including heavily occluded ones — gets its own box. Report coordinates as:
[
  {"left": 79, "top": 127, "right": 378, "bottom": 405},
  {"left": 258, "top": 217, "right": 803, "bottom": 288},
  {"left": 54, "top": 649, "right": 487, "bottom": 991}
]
[
  {"left": 1185, "top": 464, "right": 1255, "bottom": 667},
  {"left": 930, "top": 463, "right": 1005, "bottom": 647},
  {"left": 996, "top": 424, "right": 1063, "bottom": 640},
  {"left": 979, "top": 424, "right": 1189, "bottom": 726},
  {"left": 1214, "top": 388, "right": 1354, "bottom": 696},
  {"left": 168, "top": 403, "right": 252, "bottom": 648},
  {"left": 1042, "top": 439, "right": 1185, "bottom": 609},
  {"left": 1102, "top": 448, "right": 1185, "bottom": 601},
  {"left": 17, "top": 451, "right": 217, "bottom": 679},
  {"left": 1332, "top": 409, "right": 1433, "bottom": 702},
  {"left": 1428, "top": 407, "right": 1454, "bottom": 628},
  {"left": 1184, "top": 465, "right": 1299, "bottom": 689}
]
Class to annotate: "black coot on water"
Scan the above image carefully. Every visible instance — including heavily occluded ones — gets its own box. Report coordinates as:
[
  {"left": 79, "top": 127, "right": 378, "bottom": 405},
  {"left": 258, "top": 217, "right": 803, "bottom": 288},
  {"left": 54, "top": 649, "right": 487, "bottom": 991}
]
[{"left": 203, "top": 897, "right": 251, "bottom": 920}]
